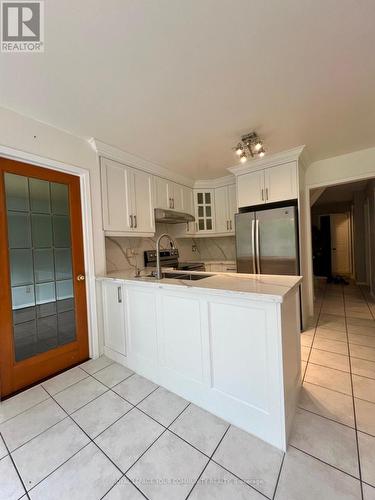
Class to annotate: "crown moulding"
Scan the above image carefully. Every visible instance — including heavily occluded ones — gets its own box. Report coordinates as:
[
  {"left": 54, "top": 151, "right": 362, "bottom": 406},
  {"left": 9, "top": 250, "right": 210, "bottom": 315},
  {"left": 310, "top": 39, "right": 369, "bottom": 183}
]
[{"left": 228, "top": 145, "right": 308, "bottom": 176}]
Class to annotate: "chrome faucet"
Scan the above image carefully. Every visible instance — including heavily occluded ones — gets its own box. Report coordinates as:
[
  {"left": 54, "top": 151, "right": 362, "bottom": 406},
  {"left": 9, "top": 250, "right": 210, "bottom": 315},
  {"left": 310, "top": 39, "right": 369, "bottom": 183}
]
[{"left": 155, "top": 233, "right": 176, "bottom": 280}]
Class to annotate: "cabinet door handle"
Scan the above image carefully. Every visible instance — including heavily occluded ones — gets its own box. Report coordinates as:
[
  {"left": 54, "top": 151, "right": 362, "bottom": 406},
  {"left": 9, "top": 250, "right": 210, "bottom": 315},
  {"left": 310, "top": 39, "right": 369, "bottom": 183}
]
[
  {"left": 134, "top": 215, "right": 137, "bottom": 228},
  {"left": 186, "top": 222, "right": 189, "bottom": 232},
  {"left": 266, "top": 187, "right": 269, "bottom": 201},
  {"left": 226, "top": 220, "right": 229, "bottom": 230},
  {"left": 230, "top": 220, "right": 232, "bottom": 230},
  {"left": 261, "top": 188, "right": 264, "bottom": 201},
  {"left": 117, "top": 286, "right": 122, "bottom": 303},
  {"left": 195, "top": 222, "right": 198, "bottom": 232},
  {"left": 172, "top": 198, "right": 175, "bottom": 209},
  {"left": 129, "top": 215, "right": 133, "bottom": 228}
]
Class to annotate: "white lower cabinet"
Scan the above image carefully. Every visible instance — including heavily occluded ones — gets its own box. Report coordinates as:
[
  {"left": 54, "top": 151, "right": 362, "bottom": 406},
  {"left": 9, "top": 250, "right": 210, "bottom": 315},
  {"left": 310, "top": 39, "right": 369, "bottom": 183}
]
[
  {"left": 102, "top": 281, "right": 126, "bottom": 357},
  {"left": 99, "top": 278, "right": 300, "bottom": 451}
]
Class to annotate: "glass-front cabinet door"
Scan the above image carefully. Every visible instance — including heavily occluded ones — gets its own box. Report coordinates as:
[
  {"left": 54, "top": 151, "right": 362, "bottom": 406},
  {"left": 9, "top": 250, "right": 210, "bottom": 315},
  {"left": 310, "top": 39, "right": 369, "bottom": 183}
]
[
  {"left": 194, "top": 189, "right": 215, "bottom": 234},
  {"left": 0, "top": 158, "right": 89, "bottom": 397}
]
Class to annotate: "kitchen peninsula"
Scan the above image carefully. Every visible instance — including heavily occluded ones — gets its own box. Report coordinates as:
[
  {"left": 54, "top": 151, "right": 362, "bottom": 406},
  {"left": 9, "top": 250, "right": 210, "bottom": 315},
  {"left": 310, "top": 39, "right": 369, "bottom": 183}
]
[{"left": 98, "top": 270, "right": 302, "bottom": 451}]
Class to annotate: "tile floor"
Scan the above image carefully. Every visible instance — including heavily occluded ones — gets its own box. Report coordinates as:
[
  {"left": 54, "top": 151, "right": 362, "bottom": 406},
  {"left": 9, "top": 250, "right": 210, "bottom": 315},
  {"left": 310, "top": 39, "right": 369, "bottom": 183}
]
[{"left": 1, "top": 281, "right": 375, "bottom": 499}]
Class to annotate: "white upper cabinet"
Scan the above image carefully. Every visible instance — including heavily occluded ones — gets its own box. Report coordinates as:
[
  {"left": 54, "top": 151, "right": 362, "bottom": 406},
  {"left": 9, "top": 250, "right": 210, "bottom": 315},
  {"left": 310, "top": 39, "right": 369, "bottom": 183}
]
[
  {"left": 214, "top": 184, "right": 236, "bottom": 234},
  {"left": 132, "top": 168, "right": 155, "bottom": 233},
  {"left": 154, "top": 176, "right": 170, "bottom": 209},
  {"left": 264, "top": 162, "right": 297, "bottom": 203},
  {"left": 182, "top": 185, "right": 194, "bottom": 215},
  {"left": 101, "top": 158, "right": 154, "bottom": 235},
  {"left": 237, "top": 169, "right": 265, "bottom": 208},
  {"left": 154, "top": 176, "right": 186, "bottom": 211},
  {"left": 237, "top": 162, "right": 297, "bottom": 208}
]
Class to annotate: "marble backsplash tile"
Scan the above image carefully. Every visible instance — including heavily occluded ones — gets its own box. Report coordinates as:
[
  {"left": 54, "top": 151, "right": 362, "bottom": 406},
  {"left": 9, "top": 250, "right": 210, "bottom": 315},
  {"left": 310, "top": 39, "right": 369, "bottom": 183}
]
[{"left": 105, "top": 224, "right": 236, "bottom": 273}]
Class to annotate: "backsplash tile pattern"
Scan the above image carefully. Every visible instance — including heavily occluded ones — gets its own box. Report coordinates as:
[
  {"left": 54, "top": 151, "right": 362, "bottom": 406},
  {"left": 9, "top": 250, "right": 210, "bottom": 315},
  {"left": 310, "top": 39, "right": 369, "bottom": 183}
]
[{"left": 105, "top": 224, "right": 235, "bottom": 273}]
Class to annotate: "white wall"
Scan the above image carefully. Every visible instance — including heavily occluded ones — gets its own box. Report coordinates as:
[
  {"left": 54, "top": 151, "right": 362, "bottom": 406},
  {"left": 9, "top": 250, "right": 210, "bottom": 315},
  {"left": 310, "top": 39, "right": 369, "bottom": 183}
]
[{"left": 304, "top": 147, "right": 375, "bottom": 318}]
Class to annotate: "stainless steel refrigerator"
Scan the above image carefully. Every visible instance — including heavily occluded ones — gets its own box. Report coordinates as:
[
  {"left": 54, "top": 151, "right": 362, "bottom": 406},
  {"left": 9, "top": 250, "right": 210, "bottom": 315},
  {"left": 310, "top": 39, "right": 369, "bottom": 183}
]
[{"left": 235, "top": 205, "right": 299, "bottom": 276}]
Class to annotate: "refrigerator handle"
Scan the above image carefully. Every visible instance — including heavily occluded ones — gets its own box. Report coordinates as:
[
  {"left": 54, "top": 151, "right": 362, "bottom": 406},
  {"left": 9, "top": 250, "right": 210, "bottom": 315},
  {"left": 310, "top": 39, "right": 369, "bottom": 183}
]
[
  {"left": 251, "top": 219, "right": 257, "bottom": 274},
  {"left": 255, "top": 219, "right": 261, "bottom": 274}
]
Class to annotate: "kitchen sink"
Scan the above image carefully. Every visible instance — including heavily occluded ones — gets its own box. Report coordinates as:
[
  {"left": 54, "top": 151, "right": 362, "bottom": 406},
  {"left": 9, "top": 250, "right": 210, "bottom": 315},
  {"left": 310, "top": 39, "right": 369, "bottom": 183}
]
[{"left": 162, "top": 272, "right": 213, "bottom": 280}]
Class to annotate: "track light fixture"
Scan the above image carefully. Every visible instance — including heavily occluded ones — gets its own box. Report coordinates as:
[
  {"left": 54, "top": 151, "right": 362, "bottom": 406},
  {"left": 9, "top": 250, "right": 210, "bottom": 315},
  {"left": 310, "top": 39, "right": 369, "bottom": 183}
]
[{"left": 233, "top": 132, "right": 265, "bottom": 163}]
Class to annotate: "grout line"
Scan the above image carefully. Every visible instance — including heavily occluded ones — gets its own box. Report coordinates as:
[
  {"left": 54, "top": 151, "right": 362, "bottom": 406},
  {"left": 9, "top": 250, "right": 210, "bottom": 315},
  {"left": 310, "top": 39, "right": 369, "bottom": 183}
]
[
  {"left": 288, "top": 443, "right": 361, "bottom": 482},
  {"left": 342, "top": 285, "right": 364, "bottom": 500},
  {"left": 272, "top": 453, "right": 285, "bottom": 500},
  {"left": 0, "top": 432, "right": 30, "bottom": 499},
  {"left": 41, "top": 372, "right": 90, "bottom": 397},
  {"left": 302, "top": 284, "right": 326, "bottom": 384},
  {"left": 0, "top": 391, "right": 51, "bottom": 426},
  {"left": 79, "top": 359, "right": 116, "bottom": 376},
  {"left": 296, "top": 406, "right": 355, "bottom": 431},
  {"left": 92, "top": 371, "right": 136, "bottom": 389}
]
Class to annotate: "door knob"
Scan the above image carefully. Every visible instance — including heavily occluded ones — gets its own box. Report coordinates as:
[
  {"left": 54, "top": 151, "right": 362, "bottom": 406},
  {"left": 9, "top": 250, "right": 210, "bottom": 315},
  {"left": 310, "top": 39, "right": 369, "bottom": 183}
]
[{"left": 77, "top": 274, "right": 85, "bottom": 281}]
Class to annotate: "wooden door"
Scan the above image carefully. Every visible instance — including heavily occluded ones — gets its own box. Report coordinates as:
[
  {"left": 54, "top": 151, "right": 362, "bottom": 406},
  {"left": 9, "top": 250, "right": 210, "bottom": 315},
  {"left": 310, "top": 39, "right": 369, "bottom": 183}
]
[
  {"left": 331, "top": 213, "right": 351, "bottom": 275},
  {"left": 0, "top": 157, "right": 89, "bottom": 397}
]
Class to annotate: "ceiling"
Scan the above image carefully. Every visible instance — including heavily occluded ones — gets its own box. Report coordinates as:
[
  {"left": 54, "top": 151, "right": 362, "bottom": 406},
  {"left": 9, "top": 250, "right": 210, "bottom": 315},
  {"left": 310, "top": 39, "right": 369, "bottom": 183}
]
[
  {"left": 313, "top": 179, "right": 370, "bottom": 205},
  {"left": 1, "top": 0, "right": 375, "bottom": 179}
]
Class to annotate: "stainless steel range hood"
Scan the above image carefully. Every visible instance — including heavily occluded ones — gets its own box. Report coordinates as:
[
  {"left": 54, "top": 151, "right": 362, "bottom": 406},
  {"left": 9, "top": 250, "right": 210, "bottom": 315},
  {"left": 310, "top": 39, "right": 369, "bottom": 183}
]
[{"left": 154, "top": 208, "right": 195, "bottom": 224}]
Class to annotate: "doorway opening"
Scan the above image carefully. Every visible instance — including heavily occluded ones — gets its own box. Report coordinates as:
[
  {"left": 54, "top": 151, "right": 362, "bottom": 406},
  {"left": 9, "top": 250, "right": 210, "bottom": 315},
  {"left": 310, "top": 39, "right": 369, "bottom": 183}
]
[{"left": 310, "top": 178, "right": 375, "bottom": 294}]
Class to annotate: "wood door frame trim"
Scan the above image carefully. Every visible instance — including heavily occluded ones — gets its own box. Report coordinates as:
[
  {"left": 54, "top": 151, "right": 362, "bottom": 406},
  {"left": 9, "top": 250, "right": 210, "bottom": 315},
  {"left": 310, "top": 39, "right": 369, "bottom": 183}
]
[{"left": 0, "top": 145, "right": 99, "bottom": 362}]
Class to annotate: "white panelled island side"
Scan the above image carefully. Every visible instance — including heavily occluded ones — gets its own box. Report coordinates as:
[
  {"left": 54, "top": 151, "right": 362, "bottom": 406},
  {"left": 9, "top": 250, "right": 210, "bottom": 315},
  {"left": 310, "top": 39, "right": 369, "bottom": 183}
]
[{"left": 97, "top": 271, "right": 302, "bottom": 451}]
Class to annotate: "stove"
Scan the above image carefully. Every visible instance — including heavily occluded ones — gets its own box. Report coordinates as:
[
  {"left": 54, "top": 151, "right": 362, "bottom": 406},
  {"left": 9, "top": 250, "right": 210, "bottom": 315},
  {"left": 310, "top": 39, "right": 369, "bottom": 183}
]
[{"left": 144, "top": 249, "right": 205, "bottom": 271}]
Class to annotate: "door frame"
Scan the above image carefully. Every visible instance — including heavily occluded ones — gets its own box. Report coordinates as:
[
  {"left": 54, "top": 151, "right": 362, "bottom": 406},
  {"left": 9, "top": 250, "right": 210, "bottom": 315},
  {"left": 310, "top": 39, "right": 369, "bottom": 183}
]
[{"left": 0, "top": 144, "right": 99, "bottom": 365}]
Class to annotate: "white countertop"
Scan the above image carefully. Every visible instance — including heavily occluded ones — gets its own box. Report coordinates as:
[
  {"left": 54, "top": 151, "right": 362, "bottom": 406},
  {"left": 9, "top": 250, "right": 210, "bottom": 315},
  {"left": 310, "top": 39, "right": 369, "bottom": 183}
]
[{"left": 98, "top": 269, "right": 302, "bottom": 303}]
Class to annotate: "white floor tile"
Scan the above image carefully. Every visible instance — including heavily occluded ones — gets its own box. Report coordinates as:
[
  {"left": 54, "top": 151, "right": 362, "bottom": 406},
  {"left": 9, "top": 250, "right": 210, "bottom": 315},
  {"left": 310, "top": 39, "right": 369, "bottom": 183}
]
[
  {"left": 301, "top": 345, "right": 310, "bottom": 362},
  {"left": 0, "top": 385, "right": 49, "bottom": 424},
  {"left": 350, "top": 344, "right": 375, "bottom": 362},
  {"left": 0, "top": 398, "right": 65, "bottom": 451},
  {"left": 212, "top": 425, "right": 283, "bottom": 498},
  {"left": 275, "top": 447, "right": 361, "bottom": 500},
  {"left": 309, "top": 349, "right": 350, "bottom": 372},
  {"left": 92, "top": 363, "right": 134, "bottom": 388},
  {"left": 138, "top": 386, "right": 188, "bottom": 427},
  {"left": 0, "top": 436, "right": 8, "bottom": 459},
  {"left": 349, "top": 334, "right": 375, "bottom": 348},
  {"left": 189, "top": 460, "right": 264, "bottom": 499},
  {"left": 315, "top": 327, "right": 347, "bottom": 342},
  {"left": 289, "top": 408, "right": 359, "bottom": 477},
  {"left": 29, "top": 443, "right": 121, "bottom": 500},
  {"left": 358, "top": 432, "right": 375, "bottom": 487},
  {"left": 299, "top": 382, "right": 355, "bottom": 427},
  {"left": 0, "top": 455, "right": 25, "bottom": 500},
  {"left": 95, "top": 408, "right": 164, "bottom": 472},
  {"left": 312, "top": 337, "right": 349, "bottom": 355},
  {"left": 170, "top": 404, "right": 228, "bottom": 456},
  {"left": 71, "top": 391, "right": 132, "bottom": 438},
  {"left": 363, "top": 483, "right": 375, "bottom": 500},
  {"left": 12, "top": 418, "right": 90, "bottom": 490},
  {"left": 42, "top": 367, "right": 88, "bottom": 395},
  {"left": 79, "top": 356, "right": 114, "bottom": 375},
  {"left": 355, "top": 398, "right": 375, "bottom": 436},
  {"left": 103, "top": 477, "right": 145, "bottom": 499},
  {"left": 305, "top": 363, "right": 352, "bottom": 395},
  {"left": 112, "top": 374, "right": 158, "bottom": 405},
  {"left": 127, "top": 431, "right": 208, "bottom": 500},
  {"left": 351, "top": 358, "right": 375, "bottom": 379},
  {"left": 54, "top": 376, "right": 107, "bottom": 414},
  {"left": 352, "top": 375, "right": 375, "bottom": 404}
]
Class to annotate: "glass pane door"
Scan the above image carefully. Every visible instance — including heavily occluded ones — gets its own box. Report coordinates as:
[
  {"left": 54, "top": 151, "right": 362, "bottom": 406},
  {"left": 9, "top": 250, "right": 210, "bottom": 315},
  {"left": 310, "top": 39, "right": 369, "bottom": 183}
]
[{"left": 5, "top": 173, "right": 76, "bottom": 362}]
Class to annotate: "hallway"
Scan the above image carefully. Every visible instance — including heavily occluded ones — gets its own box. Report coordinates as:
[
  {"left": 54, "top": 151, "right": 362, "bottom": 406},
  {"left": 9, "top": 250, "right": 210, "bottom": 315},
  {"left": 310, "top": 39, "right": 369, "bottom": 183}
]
[{"left": 300, "top": 280, "right": 375, "bottom": 499}]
